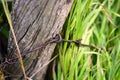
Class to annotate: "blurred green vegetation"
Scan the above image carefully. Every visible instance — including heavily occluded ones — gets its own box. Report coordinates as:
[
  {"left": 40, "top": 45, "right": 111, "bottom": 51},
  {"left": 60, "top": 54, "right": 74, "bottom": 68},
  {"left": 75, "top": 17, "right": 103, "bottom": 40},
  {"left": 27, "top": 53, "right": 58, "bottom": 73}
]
[
  {"left": 54, "top": 0, "right": 120, "bottom": 80},
  {"left": 0, "top": 1, "right": 12, "bottom": 38},
  {"left": 0, "top": 1, "right": 12, "bottom": 79}
]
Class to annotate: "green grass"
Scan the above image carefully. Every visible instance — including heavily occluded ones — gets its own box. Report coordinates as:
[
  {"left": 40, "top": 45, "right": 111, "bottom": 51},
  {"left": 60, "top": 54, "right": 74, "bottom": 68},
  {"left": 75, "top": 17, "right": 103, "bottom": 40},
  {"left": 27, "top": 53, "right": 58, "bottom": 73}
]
[{"left": 54, "top": 0, "right": 120, "bottom": 80}]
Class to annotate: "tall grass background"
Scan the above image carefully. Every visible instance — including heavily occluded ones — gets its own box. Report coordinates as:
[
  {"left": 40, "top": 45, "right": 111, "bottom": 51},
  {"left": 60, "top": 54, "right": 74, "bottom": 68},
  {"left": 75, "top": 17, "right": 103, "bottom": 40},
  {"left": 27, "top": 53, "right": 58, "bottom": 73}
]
[{"left": 53, "top": 0, "right": 120, "bottom": 80}]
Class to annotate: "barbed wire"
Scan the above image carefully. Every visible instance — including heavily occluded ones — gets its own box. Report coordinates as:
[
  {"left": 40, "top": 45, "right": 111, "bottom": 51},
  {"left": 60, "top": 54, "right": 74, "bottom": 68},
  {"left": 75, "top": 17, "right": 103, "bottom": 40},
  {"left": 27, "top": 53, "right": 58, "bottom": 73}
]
[{"left": 0, "top": 34, "right": 102, "bottom": 67}]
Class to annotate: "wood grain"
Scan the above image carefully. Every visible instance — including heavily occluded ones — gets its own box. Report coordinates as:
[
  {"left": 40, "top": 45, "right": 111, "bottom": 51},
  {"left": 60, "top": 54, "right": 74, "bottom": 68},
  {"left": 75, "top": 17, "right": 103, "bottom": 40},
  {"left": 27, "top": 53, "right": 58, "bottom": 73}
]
[{"left": 7, "top": 0, "right": 73, "bottom": 80}]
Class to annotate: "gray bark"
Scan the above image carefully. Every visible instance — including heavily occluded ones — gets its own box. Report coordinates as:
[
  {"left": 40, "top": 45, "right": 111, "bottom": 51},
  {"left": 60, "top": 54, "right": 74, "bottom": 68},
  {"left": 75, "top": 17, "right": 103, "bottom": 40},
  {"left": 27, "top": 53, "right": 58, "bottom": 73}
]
[{"left": 7, "top": 0, "right": 73, "bottom": 80}]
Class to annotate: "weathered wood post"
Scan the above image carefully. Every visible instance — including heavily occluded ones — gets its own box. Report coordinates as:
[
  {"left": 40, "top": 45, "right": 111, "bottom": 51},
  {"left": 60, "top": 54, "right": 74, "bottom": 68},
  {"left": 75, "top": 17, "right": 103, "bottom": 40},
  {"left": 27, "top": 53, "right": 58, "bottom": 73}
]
[{"left": 7, "top": 0, "right": 73, "bottom": 80}]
